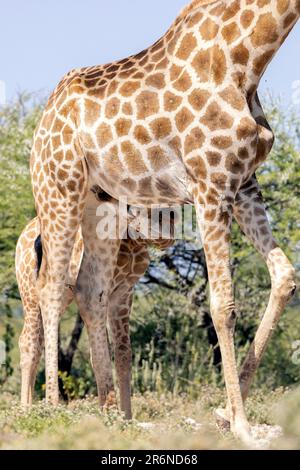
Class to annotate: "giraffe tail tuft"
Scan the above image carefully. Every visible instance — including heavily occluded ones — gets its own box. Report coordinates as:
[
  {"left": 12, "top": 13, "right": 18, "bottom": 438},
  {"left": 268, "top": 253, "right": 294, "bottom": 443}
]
[{"left": 34, "top": 235, "right": 43, "bottom": 275}]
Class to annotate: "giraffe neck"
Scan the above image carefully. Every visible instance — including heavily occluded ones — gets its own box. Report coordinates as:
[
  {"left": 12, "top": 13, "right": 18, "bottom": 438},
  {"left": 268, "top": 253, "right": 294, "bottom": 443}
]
[
  {"left": 243, "top": 0, "right": 300, "bottom": 91},
  {"left": 163, "top": 0, "right": 299, "bottom": 95}
]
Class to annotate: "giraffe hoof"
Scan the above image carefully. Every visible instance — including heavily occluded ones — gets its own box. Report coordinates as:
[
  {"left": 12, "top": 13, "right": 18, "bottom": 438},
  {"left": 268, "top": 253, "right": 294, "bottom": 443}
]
[
  {"left": 214, "top": 408, "right": 231, "bottom": 431},
  {"left": 232, "top": 420, "right": 255, "bottom": 447}
]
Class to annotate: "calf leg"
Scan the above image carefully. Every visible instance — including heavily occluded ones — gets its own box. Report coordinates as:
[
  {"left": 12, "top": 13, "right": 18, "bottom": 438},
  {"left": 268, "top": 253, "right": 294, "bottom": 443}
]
[
  {"left": 19, "top": 306, "right": 44, "bottom": 406},
  {"left": 108, "top": 239, "right": 150, "bottom": 419}
]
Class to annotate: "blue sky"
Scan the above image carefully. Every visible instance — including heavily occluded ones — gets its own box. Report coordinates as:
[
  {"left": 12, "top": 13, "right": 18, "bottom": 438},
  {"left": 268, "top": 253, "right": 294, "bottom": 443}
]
[{"left": 1, "top": 0, "right": 300, "bottom": 105}]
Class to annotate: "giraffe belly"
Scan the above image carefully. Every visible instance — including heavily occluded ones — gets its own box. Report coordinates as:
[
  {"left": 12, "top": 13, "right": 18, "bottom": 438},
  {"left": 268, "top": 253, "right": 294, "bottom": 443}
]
[{"left": 87, "top": 151, "right": 194, "bottom": 207}]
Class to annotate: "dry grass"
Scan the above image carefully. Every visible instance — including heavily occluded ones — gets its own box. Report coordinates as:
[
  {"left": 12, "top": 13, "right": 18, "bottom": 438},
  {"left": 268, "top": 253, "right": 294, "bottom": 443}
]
[{"left": 0, "top": 386, "right": 298, "bottom": 450}]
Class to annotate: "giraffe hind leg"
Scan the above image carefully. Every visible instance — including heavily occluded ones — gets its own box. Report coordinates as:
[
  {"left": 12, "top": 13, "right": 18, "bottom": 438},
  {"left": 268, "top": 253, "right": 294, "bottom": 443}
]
[{"left": 216, "top": 176, "right": 296, "bottom": 429}]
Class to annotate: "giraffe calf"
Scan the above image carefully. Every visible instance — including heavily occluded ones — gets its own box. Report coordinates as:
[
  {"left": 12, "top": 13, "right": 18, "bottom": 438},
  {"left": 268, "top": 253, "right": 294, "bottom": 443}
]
[
  {"left": 16, "top": 208, "right": 174, "bottom": 413},
  {"left": 16, "top": 217, "right": 83, "bottom": 406}
]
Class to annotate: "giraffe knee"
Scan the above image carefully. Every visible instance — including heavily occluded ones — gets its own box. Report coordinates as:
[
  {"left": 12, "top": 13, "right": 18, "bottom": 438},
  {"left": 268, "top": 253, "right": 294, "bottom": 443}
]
[
  {"left": 211, "top": 300, "right": 237, "bottom": 331},
  {"left": 268, "top": 249, "right": 296, "bottom": 300},
  {"left": 277, "top": 267, "right": 296, "bottom": 300}
]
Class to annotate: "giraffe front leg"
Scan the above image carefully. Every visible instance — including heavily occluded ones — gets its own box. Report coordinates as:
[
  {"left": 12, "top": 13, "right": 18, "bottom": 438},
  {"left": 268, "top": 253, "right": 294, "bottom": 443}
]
[
  {"left": 32, "top": 159, "right": 87, "bottom": 405},
  {"left": 216, "top": 176, "right": 296, "bottom": 429},
  {"left": 194, "top": 185, "right": 253, "bottom": 444},
  {"left": 39, "top": 243, "right": 80, "bottom": 405}
]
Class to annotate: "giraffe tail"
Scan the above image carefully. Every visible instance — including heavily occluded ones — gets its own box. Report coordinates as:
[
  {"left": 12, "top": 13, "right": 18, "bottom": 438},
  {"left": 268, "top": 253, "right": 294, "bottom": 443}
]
[{"left": 34, "top": 234, "right": 43, "bottom": 275}]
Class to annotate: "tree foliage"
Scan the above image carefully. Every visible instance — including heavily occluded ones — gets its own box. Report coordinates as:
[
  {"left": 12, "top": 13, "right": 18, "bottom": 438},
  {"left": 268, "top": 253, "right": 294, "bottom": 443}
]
[{"left": 0, "top": 95, "right": 299, "bottom": 396}]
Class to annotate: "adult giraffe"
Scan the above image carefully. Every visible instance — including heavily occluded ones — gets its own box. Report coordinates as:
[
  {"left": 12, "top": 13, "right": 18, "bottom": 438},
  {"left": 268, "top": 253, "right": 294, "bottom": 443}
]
[{"left": 29, "top": 0, "right": 299, "bottom": 442}]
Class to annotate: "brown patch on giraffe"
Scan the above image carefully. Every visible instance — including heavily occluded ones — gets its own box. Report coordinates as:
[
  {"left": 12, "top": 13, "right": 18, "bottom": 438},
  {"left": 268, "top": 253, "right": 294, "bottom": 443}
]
[
  {"left": 146, "top": 73, "right": 166, "bottom": 89},
  {"left": 67, "top": 180, "right": 77, "bottom": 192},
  {"left": 222, "top": 0, "right": 240, "bottom": 21},
  {"left": 96, "top": 123, "right": 113, "bottom": 148},
  {"left": 134, "top": 125, "right": 151, "bottom": 145},
  {"left": 132, "top": 71, "right": 145, "bottom": 80},
  {"left": 173, "top": 71, "right": 192, "bottom": 92},
  {"left": 52, "top": 118, "right": 64, "bottom": 134},
  {"left": 176, "top": 32, "right": 197, "bottom": 60},
  {"left": 122, "top": 102, "right": 133, "bottom": 115},
  {"left": 59, "top": 99, "right": 77, "bottom": 121},
  {"left": 236, "top": 117, "right": 257, "bottom": 140},
  {"left": 204, "top": 209, "right": 217, "bottom": 221},
  {"left": 53, "top": 150, "right": 63, "bottom": 163},
  {"left": 103, "top": 145, "right": 125, "bottom": 177},
  {"left": 62, "top": 125, "right": 73, "bottom": 145},
  {"left": 219, "top": 86, "right": 245, "bottom": 111},
  {"left": 168, "top": 136, "right": 182, "bottom": 157},
  {"left": 119, "top": 70, "right": 138, "bottom": 80},
  {"left": 225, "top": 154, "right": 245, "bottom": 174},
  {"left": 192, "top": 46, "right": 227, "bottom": 85},
  {"left": 283, "top": 12, "right": 297, "bottom": 28},
  {"left": 164, "top": 91, "right": 183, "bottom": 112},
  {"left": 210, "top": 2, "right": 225, "bottom": 15},
  {"left": 211, "top": 172, "right": 227, "bottom": 190},
  {"left": 199, "top": 18, "right": 219, "bottom": 40},
  {"left": 121, "top": 141, "right": 147, "bottom": 175},
  {"left": 231, "top": 44, "right": 250, "bottom": 65},
  {"left": 170, "top": 64, "right": 183, "bottom": 81},
  {"left": 147, "top": 146, "right": 170, "bottom": 170},
  {"left": 187, "top": 11, "right": 203, "bottom": 27},
  {"left": 188, "top": 89, "right": 210, "bottom": 111},
  {"left": 251, "top": 14, "right": 279, "bottom": 47},
  {"left": 136, "top": 91, "right": 159, "bottom": 119},
  {"left": 238, "top": 147, "right": 249, "bottom": 160},
  {"left": 206, "top": 151, "right": 222, "bottom": 166},
  {"left": 277, "top": 0, "right": 289, "bottom": 14},
  {"left": 241, "top": 10, "right": 254, "bottom": 29},
  {"left": 121, "top": 177, "right": 137, "bottom": 192},
  {"left": 167, "top": 33, "right": 180, "bottom": 55},
  {"left": 156, "top": 57, "right": 169, "bottom": 70},
  {"left": 107, "top": 81, "right": 118, "bottom": 97},
  {"left": 115, "top": 118, "right": 132, "bottom": 137},
  {"left": 211, "top": 136, "right": 233, "bottom": 149},
  {"left": 201, "top": 102, "right": 234, "bottom": 131},
  {"left": 119, "top": 81, "right": 141, "bottom": 97},
  {"left": 232, "top": 71, "right": 247, "bottom": 89},
  {"left": 138, "top": 176, "right": 153, "bottom": 196},
  {"left": 156, "top": 177, "right": 178, "bottom": 198},
  {"left": 222, "top": 23, "right": 240, "bottom": 44},
  {"left": 186, "top": 156, "right": 207, "bottom": 180},
  {"left": 105, "top": 97, "right": 120, "bottom": 119},
  {"left": 151, "top": 38, "right": 164, "bottom": 53},
  {"left": 253, "top": 50, "right": 275, "bottom": 76},
  {"left": 175, "top": 107, "right": 194, "bottom": 132},
  {"left": 184, "top": 127, "right": 205, "bottom": 155},
  {"left": 150, "top": 118, "right": 172, "bottom": 139}
]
